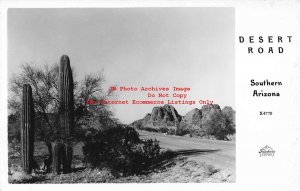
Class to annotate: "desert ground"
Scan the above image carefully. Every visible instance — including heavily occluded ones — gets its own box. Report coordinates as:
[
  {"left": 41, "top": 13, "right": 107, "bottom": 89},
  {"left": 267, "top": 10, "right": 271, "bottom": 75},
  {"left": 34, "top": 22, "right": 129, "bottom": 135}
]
[
  {"left": 8, "top": 130, "right": 235, "bottom": 183},
  {"left": 139, "top": 130, "right": 235, "bottom": 173}
]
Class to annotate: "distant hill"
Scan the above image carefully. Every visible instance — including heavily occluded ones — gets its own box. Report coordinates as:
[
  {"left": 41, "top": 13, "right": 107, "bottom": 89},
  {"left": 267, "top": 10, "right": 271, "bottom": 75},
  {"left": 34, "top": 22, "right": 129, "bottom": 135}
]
[{"left": 130, "top": 104, "right": 235, "bottom": 140}]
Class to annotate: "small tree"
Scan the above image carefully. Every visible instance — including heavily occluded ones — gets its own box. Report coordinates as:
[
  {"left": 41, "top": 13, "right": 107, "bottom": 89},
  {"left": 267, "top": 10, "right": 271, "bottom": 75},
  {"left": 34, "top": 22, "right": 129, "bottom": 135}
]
[{"left": 222, "top": 106, "right": 236, "bottom": 135}]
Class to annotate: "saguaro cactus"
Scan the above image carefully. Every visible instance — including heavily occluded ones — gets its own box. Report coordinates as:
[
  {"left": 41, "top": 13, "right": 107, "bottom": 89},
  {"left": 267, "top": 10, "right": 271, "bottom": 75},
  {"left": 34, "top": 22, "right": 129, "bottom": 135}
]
[
  {"left": 63, "top": 145, "right": 73, "bottom": 173},
  {"left": 59, "top": 55, "right": 74, "bottom": 173},
  {"left": 51, "top": 142, "right": 65, "bottom": 174},
  {"left": 21, "top": 84, "right": 35, "bottom": 173},
  {"left": 59, "top": 55, "right": 74, "bottom": 138}
]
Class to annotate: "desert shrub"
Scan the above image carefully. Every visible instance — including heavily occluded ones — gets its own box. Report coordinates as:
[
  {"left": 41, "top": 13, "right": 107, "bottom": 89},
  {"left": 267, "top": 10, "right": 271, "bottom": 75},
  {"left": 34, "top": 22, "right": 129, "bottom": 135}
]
[
  {"left": 202, "top": 111, "right": 235, "bottom": 140},
  {"left": 82, "top": 125, "right": 161, "bottom": 175},
  {"left": 224, "top": 117, "right": 235, "bottom": 135},
  {"left": 176, "top": 129, "right": 191, "bottom": 136},
  {"left": 176, "top": 122, "right": 195, "bottom": 136},
  {"left": 8, "top": 122, "right": 20, "bottom": 144},
  {"left": 205, "top": 124, "right": 227, "bottom": 140},
  {"left": 158, "top": 127, "right": 169, "bottom": 133},
  {"left": 141, "top": 139, "right": 161, "bottom": 161},
  {"left": 167, "top": 128, "right": 176, "bottom": 135},
  {"left": 8, "top": 113, "right": 21, "bottom": 143}
]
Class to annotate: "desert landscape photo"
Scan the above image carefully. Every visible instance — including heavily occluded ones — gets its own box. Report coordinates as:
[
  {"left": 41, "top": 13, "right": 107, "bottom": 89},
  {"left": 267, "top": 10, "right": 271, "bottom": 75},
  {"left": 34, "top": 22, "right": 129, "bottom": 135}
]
[{"left": 7, "top": 8, "right": 235, "bottom": 183}]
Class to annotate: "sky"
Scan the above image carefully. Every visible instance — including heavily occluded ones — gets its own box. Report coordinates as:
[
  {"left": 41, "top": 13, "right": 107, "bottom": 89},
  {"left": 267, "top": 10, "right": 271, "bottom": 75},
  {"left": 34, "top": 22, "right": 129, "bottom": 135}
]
[{"left": 8, "top": 8, "right": 235, "bottom": 124}]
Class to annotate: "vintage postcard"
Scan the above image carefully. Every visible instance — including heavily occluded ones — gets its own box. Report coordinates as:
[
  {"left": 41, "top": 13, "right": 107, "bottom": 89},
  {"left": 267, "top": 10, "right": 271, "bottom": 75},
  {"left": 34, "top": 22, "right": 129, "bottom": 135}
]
[{"left": 0, "top": 1, "right": 299, "bottom": 191}]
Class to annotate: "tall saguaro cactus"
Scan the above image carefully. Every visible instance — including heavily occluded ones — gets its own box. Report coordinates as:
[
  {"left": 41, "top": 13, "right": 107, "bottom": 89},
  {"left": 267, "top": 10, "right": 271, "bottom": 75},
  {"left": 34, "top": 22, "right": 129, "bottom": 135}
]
[
  {"left": 59, "top": 55, "right": 74, "bottom": 173},
  {"left": 21, "top": 84, "right": 35, "bottom": 173},
  {"left": 59, "top": 55, "right": 74, "bottom": 138}
]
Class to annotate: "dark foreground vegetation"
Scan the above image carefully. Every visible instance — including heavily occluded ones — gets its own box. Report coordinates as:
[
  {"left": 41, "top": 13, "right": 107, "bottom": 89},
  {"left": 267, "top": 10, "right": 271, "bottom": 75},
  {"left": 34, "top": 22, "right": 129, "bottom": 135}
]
[
  {"left": 82, "top": 126, "right": 161, "bottom": 175},
  {"left": 8, "top": 127, "right": 234, "bottom": 183},
  {"left": 9, "top": 126, "right": 166, "bottom": 183}
]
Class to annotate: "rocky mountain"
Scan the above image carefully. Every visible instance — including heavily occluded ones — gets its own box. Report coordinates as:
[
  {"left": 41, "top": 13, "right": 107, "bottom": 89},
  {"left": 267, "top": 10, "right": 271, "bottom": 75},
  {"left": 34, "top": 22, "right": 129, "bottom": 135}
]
[
  {"left": 182, "top": 108, "right": 202, "bottom": 126},
  {"left": 130, "top": 104, "right": 235, "bottom": 140},
  {"left": 131, "top": 104, "right": 182, "bottom": 132},
  {"left": 150, "top": 104, "right": 182, "bottom": 123}
]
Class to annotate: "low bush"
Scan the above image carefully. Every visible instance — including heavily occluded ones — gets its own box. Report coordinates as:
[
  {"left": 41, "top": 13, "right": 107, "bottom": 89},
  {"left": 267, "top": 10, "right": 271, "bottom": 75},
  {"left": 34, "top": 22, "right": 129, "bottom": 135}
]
[
  {"left": 176, "top": 129, "right": 191, "bottom": 136},
  {"left": 82, "top": 125, "right": 161, "bottom": 175}
]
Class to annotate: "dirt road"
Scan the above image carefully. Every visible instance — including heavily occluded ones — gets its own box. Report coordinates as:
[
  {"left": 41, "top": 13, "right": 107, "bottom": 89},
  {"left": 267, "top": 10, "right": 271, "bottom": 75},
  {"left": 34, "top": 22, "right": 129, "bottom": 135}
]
[{"left": 138, "top": 130, "right": 235, "bottom": 172}]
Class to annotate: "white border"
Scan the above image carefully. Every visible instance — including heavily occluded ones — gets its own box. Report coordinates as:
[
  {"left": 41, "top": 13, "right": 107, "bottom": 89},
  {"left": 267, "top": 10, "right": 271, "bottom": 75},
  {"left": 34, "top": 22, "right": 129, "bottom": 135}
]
[{"left": 1, "top": 1, "right": 300, "bottom": 191}]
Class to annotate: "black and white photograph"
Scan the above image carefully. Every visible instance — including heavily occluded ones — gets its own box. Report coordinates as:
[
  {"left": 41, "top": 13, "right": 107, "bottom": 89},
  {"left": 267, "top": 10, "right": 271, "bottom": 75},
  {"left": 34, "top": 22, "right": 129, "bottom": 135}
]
[
  {"left": 6, "top": 8, "right": 235, "bottom": 183},
  {"left": 1, "top": 1, "right": 300, "bottom": 191}
]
